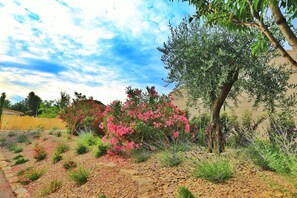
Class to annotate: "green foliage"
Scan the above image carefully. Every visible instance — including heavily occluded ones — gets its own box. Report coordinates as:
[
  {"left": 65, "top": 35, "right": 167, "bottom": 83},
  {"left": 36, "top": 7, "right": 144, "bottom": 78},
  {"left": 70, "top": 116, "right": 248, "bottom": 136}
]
[
  {"left": 32, "top": 131, "right": 41, "bottom": 139},
  {"left": 16, "top": 134, "right": 30, "bottom": 143},
  {"left": 0, "top": 137, "right": 6, "bottom": 146},
  {"left": 38, "top": 100, "right": 60, "bottom": 118},
  {"left": 98, "top": 195, "right": 107, "bottom": 198},
  {"left": 25, "top": 169, "right": 44, "bottom": 181},
  {"left": 248, "top": 140, "right": 296, "bottom": 174},
  {"left": 41, "top": 179, "right": 62, "bottom": 196},
  {"left": 13, "top": 154, "right": 24, "bottom": 160},
  {"left": 14, "top": 157, "right": 29, "bottom": 166},
  {"left": 52, "top": 152, "right": 62, "bottom": 163},
  {"left": 9, "top": 144, "right": 23, "bottom": 153},
  {"left": 95, "top": 142, "right": 109, "bottom": 158},
  {"left": 33, "top": 144, "right": 47, "bottom": 161},
  {"left": 55, "top": 130, "right": 62, "bottom": 137},
  {"left": 69, "top": 167, "right": 89, "bottom": 185},
  {"left": 56, "top": 142, "right": 70, "bottom": 154},
  {"left": 178, "top": 186, "right": 196, "bottom": 198},
  {"left": 75, "top": 141, "right": 89, "bottom": 154},
  {"left": 193, "top": 158, "right": 234, "bottom": 183},
  {"left": 132, "top": 149, "right": 151, "bottom": 163},
  {"left": 63, "top": 159, "right": 77, "bottom": 170},
  {"left": 78, "top": 131, "right": 98, "bottom": 146},
  {"left": 49, "top": 127, "right": 58, "bottom": 135},
  {"left": 8, "top": 131, "right": 16, "bottom": 137},
  {"left": 0, "top": 92, "right": 6, "bottom": 124},
  {"left": 158, "top": 150, "right": 183, "bottom": 167}
]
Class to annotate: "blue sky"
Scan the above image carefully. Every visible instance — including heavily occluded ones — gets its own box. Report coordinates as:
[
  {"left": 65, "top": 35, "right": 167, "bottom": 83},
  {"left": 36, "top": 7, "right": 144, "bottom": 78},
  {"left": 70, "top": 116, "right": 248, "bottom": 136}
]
[{"left": 0, "top": 0, "right": 195, "bottom": 104}]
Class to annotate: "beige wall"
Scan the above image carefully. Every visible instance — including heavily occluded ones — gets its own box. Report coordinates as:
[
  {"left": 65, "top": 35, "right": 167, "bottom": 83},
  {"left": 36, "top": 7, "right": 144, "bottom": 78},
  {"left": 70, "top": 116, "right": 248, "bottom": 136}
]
[{"left": 171, "top": 51, "right": 297, "bottom": 127}]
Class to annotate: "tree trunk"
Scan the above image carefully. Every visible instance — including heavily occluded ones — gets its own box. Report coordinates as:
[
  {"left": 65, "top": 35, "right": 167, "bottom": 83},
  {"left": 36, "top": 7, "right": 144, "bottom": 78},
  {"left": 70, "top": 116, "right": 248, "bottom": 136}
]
[
  {"left": 206, "top": 70, "right": 239, "bottom": 154},
  {"left": 269, "top": 0, "right": 297, "bottom": 52},
  {"left": 247, "top": 0, "right": 297, "bottom": 69}
]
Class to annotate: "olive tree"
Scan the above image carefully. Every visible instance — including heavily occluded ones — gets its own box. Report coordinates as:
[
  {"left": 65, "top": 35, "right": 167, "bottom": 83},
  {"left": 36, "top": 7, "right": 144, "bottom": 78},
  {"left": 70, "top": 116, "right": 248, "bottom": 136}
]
[
  {"left": 171, "top": 0, "right": 297, "bottom": 69},
  {"left": 158, "top": 21, "right": 291, "bottom": 153}
]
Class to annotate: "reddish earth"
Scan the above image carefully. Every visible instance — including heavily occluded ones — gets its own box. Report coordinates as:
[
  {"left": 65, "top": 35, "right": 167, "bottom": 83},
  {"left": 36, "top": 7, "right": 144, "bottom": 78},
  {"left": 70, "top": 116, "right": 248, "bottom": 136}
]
[{"left": 0, "top": 131, "right": 296, "bottom": 198}]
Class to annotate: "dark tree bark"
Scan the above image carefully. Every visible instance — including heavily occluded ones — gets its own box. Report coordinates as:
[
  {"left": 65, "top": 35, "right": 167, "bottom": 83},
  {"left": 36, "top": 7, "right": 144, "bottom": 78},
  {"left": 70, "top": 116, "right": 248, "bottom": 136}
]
[{"left": 207, "top": 70, "right": 239, "bottom": 153}]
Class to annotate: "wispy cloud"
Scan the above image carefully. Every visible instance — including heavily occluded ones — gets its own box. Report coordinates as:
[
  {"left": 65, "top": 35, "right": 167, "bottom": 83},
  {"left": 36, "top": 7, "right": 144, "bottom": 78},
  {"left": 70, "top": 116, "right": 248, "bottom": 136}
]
[{"left": 0, "top": 0, "right": 195, "bottom": 104}]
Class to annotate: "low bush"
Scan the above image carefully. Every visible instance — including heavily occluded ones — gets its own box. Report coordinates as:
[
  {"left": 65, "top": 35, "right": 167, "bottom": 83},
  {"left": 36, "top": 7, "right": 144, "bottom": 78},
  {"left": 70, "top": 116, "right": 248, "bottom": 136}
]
[
  {"left": 14, "top": 157, "right": 29, "bottom": 166},
  {"left": 20, "top": 169, "right": 45, "bottom": 184},
  {"left": 16, "top": 134, "right": 30, "bottom": 143},
  {"left": 69, "top": 167, "right": 89, "bottom": 185},
  {"left": 9, "top": 144, "right": 23, "bottom": 153},
  {"left": 158, "top": 150, "right": 183, "bottom": 167},
  {"left": 56, "top": 142, "right": 70, "bottom": 154},
  {"left": 32, "top": 131, "right": 41, "bottom": 139},
  {"left": 8, "top": 131, "right": 16, "bottom": 137},
  {"left": 33, "top": 144, "right": 47, "bottom": 161},
  {"left": 248, "top": 140, "right": 295, "bottom": 174},
  {"left": 56, "top": 131, "right": 62, "bottom": 137},
  {"left": 178, "top": 186, "right": 196, "bottom": 198},
  {"left": 0, "top": 137, "right": 6, "bottom": 146},
  {"left": 52, "top": 152, "right": 62, "bottom": 163},
  {"left": 41, "top": 179, "right": 62, "bottom": 196},
  {"left": 132, "top": 149, "right": 151, "bottom": 163},
  {"left": 193, "top": 158, "right": 233, "bottom": 183},
  {"left": 95, "top": 141, "right": 109, "bottom": 158},
  {"left": 78, "top": 131, "right": 98, "bottom": 146},
  {"left": 75, "top": 141, "right": 89, "bottom": 155},
  {"left": 63, "top": 159, "right": 77, "bottom": 170}
]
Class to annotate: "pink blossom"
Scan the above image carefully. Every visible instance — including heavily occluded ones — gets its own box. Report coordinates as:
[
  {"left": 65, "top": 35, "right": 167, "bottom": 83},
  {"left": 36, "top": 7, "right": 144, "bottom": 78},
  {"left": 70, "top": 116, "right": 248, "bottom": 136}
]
[
  {"left": 173, "top": 131, "right": 179, "bottom": 138},
  {"left": 110, "top": 137, "right": 118, "bottom": 145},
  {"left": 99, "top": 123, "right": 104, "bottom": 129},
  {"left": 185, "top": 124, "right": 190, "bottom": 133}
]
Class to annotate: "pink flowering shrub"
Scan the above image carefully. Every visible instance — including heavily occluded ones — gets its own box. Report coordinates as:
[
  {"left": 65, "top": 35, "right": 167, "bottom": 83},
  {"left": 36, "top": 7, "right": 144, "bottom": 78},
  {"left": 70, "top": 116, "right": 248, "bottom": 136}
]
[
  {"left": 101, "top": 86, "right": 190, "bottom": 155},
  {"left": 59, "top": 100, "right": 105, "bottom": 135}
]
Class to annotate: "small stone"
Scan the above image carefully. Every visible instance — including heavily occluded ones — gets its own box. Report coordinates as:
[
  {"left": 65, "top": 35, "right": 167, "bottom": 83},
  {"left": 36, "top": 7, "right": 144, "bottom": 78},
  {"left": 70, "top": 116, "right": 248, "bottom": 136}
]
[{"left": 15, "top": 188, "right": 28, "bottom": 195}]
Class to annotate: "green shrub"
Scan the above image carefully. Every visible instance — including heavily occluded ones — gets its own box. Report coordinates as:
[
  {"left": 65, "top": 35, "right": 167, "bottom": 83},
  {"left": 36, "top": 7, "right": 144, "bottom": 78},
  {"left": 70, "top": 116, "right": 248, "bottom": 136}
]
[
  {"left": 17, "top": 167, "right": 32, "bottom": 176},
  {"left": 158, "top": 151, "right": 183, "bottom": 167},
  {"left": 9, "top": 144, "right": 23, "bottom": 153},
  {"left": 8, "top": 131, "right": 16, "bottom": 137},
  {"left": 16, "top": 134, "right": 30, "bottom": 143},
  {"left": 56, "top": 142, "right": 70, "bottom": 154},
  {"left": 248, "top": 140, "right": 294, "bottom": 174},
  {"left": 63, "top": 159, "right": 77, "bottom": 170},
  {"left": 49, "top": 127, "right": 58, "bottom": 135},
  {"left": 52, "top": 152, "right": 62, "bottom": 163},
  {"left": 33, "top": 144, "right": 47, "bottom": 161},
  {"left": 95, "top": 142, "right": 109, "bottom": 158},
  {"left": 41, "top": 179, "right": 62, "bottom": 196},
  {"left": 32, "top": 131, "right": 41, "bottom": 139},
  {"left": 0, "top": 137, "right": 6, "bottom": 146},
  {"left": 20, "top": 169, "right": 45, "bottom": 184},
  {"left": 193, "top": 158, "right": 233, "bottom": 183},
  {"left": 75, "top": 141, "right": 89, "bottom": 155},
  {"left": 14, "top": 157, "right": 29, "bottom": 166},
  {"left": 69, "top": 167, "right": 89, "bottom": 185},
  {"left": 98, "top": 195, "right": 107, "bottom": 198},
  {"left": 78, "top": 131, "right": 98, "bottom": 146},
  {"left": 132, "top": 149, "right": 151, "bottom": 163},
  {"left": 56, "top": 131, "right": 62, "bottom": 137},
  {"left": 178, "top": 186, "right": 196, "bottom": 198},
  {"left": 13, "top": 154, "right": 24, "bottom": 160}
]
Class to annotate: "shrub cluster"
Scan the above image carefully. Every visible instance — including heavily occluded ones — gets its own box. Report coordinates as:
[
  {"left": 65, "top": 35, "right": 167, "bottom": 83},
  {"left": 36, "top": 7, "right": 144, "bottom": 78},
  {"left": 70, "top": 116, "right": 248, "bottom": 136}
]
[
  {"left": 33, "top": 144, "right": 47, "bottom": 161},
  {"left": 101, "top": 86, "right": 190, "bottom": 155},
  {"left": 59, "top": 100, "right": 105, "bottom": 135}
]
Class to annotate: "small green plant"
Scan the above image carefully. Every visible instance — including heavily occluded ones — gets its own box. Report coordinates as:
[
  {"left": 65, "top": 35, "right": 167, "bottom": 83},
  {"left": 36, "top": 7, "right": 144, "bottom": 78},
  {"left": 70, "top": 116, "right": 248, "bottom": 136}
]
[
  {"left": 33, "top": 144, "right": 47, "bottom": 161},
  {"left": 95, "top": 142, "right": 109, "bottom": 158},
  {"left": 178, "top": 186, "right": 196, "bottom": 198},
  {"left": 52, "top": 152, "right": 62, "bottom": 163},
  {"left": 17, "top": 167, "right": 32, "bottom": 176},
  {"left": 158, "top": 150, "right": 183, "bottom": 167},
  {"left": 0, "top": 137, "right": 6, "bottom": 146},
  {"left": 13, "top": 154, "right": 24, "bottom": 160},
  {"left": 56, "top": 131, "right": 62, "bottom": 137},
  {"left": 49, "top": 127, "right": 58, "bottom": 135},
  {"left": 78, "top": 131, "right": 98, "bottom": 146},
  {"left": 69, "top": 167, "right": 89, "bottom": 185},
  {"left": 9, "top": 144, "right": 23, "bottom": 153},
  {"left": 8, "top": 131, "right": 16, "bottom": 137},
  {"left": 193, "top": 158, "right": 233, "bottom": 183},
  {"left": 63, "top": 159, "right": 77, "bottom": 170},
  {"left": 98, "top": 195, "right": 107, "bottom": 198},
  {"left": 32, "top": 131, "right": 41, "bottom": 139},
  {"left": 20, "top": 169, "right": 45, "bottom": 184},
  {"left": 14, "top": 157, "right": 29, "bottom": 166},
  {"left": 16, "top": 134, "right": 29, "bottom": 143},
  {"left": 75, "top": 141, "right": 89, "bottom": 155},
  {"left": 56, "top": 142, "right": 70, "bottom": 154},
  {"left": 132, "top": 149, "right": 151, "bottom": 163},
  {"left": 41, "top": 179, "right": 62, "bottom": 196}
]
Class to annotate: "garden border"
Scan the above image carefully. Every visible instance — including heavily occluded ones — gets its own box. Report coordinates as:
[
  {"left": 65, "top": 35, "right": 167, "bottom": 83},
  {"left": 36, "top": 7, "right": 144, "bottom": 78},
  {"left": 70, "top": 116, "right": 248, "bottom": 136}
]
[{"left": 0, "top": 152, "right": 30, "bottom": 198}]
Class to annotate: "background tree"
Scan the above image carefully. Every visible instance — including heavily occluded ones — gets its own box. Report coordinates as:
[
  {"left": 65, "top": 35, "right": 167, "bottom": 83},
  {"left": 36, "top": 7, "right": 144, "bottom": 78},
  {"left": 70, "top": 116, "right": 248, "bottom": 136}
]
[
  {"left": 10, "top": 100, "right": 28, "bottom": 114},
  {"left": 56, "top": 91, "right": 71, "bottom": 110},
  {"left": 171, "top": 0, "right": 297, "bottom": 69},
  {"left": 38, "top": 100, "right": 60, "bottom": 118},
  {"left": 0, "top": 93, "right": 6, "bottom": 127},
  {"left": 158, "top": 21, "right": 292, "bottom": 153},
  {"left": 26, "top": 91, "right": 42, "bottom": 117}
]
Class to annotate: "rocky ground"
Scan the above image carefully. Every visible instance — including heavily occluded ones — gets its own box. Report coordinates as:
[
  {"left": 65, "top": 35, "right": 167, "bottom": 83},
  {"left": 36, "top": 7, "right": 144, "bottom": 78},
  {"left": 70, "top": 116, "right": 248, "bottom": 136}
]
[{"left": 0, "top": 130, "right": 296, "bottom": 198}]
